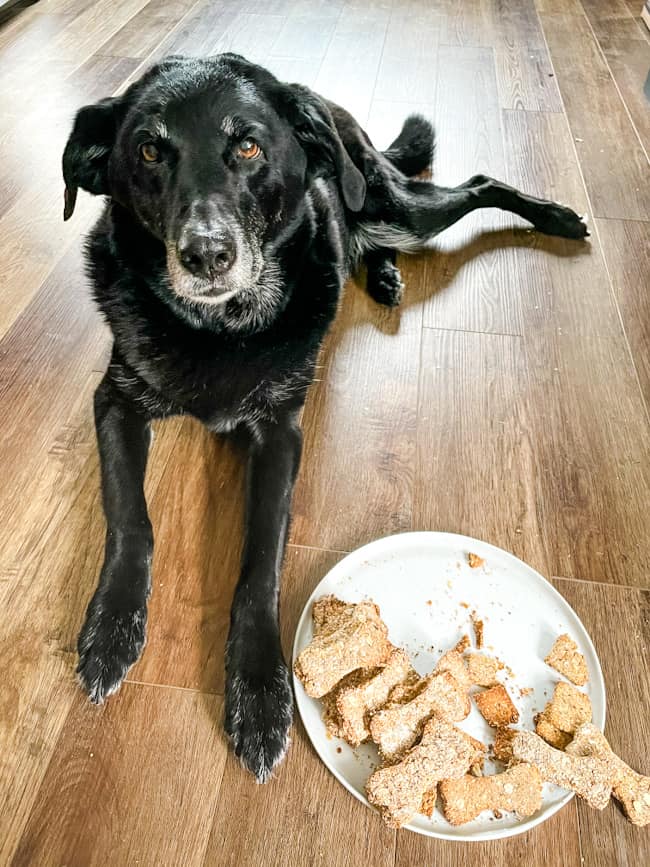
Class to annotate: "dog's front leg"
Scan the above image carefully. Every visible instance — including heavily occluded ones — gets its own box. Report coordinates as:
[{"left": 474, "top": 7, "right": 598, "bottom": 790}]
[
  {"left": 225, "top": 411, "right": 303, "bottom": 782},
  {"left": 77, "top": 375, "right": 153, "bottom": 703}
]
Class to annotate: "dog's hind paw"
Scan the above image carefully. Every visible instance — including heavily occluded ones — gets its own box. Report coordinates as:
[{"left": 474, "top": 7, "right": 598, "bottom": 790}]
[
  {"left": 367, "top": 260, "right": 404, "bottom": 307},
  {"left": 77, "top": 596, "right": 147, "bottom": 703},
  {"left": 225, "top": 657, "right": 293, "bottom": 783},
  {"left": 532, "top": 204, "right": 590, "bottom": 240}
]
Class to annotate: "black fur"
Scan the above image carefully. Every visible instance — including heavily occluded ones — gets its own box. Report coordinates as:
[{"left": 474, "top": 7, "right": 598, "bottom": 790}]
[{"left": 63, "top": 53, "right": 588, "bottom": 782}]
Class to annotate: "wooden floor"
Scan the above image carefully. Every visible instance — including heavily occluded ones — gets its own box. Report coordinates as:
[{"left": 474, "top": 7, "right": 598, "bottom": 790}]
[{"left": 1, "top": 0, "right": 649, "bottom": 864}]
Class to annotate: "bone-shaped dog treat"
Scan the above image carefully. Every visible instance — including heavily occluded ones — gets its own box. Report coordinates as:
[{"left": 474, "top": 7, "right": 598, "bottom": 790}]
[
  {"left": 435, "top": 648, "right": 472, "bottom": 691},
  {"left": 512, "top": 730, "right": 612, "bottom": 809},
  {"left": 567, "top": 723, "right": 650, "bottom": 826},
  {"left": 365, "top": 717, "right": 484, "bottom": 828},
  {"left": 369, "top": 671, "right": 471, "bottom": 761},
  {"left": 334, "top": 648, "right": 416, "bottom": 746},
  {"left": 439, "top": 763, "right": 543, "bottom": 825},
  {"left": 311, "top": 595, "right": 349, "bottom": 632},
  {"left": 294, "top": 599, "right": 392, "bottom": 697}
]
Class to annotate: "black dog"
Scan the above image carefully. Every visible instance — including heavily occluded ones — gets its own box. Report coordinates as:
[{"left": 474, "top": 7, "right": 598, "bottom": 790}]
[{"left": 62, "top": 53, "right": 588, "bottom": 782}]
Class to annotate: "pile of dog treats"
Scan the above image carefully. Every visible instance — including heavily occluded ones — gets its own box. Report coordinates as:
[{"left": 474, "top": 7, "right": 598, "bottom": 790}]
[{"left": 294, "top": 592, "right": 650, "bottom": 829}]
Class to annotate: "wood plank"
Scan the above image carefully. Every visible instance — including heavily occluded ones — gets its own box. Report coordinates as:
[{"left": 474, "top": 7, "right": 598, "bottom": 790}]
[
  {"left": 413, "top": 329, "right": 549, "bottom": 577},
  {"left": 396, "top": 804, "right": 581, "bottom": 866},
  {"left": 595, "top": 218, "right": 650, "bottom": 412},
  {"left": 503, "top": 109, "right": 650, "bottom": 587},
  {"left": 437, "top": 0, "right": 495, "bottom": 47},
  {"left": 0, "top": 244, "right": 109, "bottom": 565},
  {"left": 422, "top": 44, "right": 525, "bottom": 337},
  {"left": 209, "top": 12, "right": 288, "bottom": 64},
  {"left": 551, "top": 578, "right": 650, "bottom": 867},
  {"left": 129, "top": 419, "right": 246, "bottom": 694},
  {"left": 539, "top": 11, "right": 649, "bottom": 220},
  {"left": 269, "top": 9, "right": 339, "bottom": 61},
  {"left": 263, "top": 54, "right": 322, "bottom": 87},
  {"left": 490, "top": 0, "right": 547, "bottom": 49},
  {"left": 9, "top": 684, "right": 226, "bottom": 867},
  {"left": 95, "top": 0, "right": 197, "bottom": 59},
  {"left": 372, "top": 3, "right": 439, "bottom": 105},
  {"left": 0, "top": 412, "right": 183, "bottom": 864},
  {"left": 0, "top": 53, "right": 139, "bottom": 221},
  {"left": 289, "top": 268, "right": 422, "bottom": 553},
  {"left": 588, "top": 18, "right": 650, "bottom": 152},
  {"left": 312, "top": 5, "right": 389, "bottom": 123},
  {"left": 203, "top": 544, "right": 396, "bottom": 867},
  {"left": 136, "top": 0, "right": 240, "bottom": 62},
  {"left": 495, "top": 45, "right": 563, "bottom": 111}
]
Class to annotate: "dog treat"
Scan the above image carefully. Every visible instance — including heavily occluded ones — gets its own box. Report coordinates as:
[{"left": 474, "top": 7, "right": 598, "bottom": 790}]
[
  {"left": 534, "top": 713, "right": 572, "bottom": 751},
  {"left": 435, "top": 648, "right": 473, "bottom": 692},
  {"left": 369, "top": 671, "right": 471, "bottom": 761},
  {"left": 334, "top": 648, "right": 415, "bottom": 746},
  {"left": 471, "top": 611, "right": 484, "bottom": 649},
  {"left": 468, "top": 552, "right": 485, "bottom": 569},
  {"left": 365, "top": 718, "right": 484, "bottom": 828},
  {"left": 512, "top": 730, "right": 612, "bottom": 809},
  {"left": 294, "top": 598, "right": 392, "bottom": 697},
  {"left": 493, "top": 727, "right": 518, "bottom": 764},
  {"left": 322, "top": 668, "right": 373, "bottom": 738},
  {"left": 439, "top": 763, "right": 543, "bottom": 825},
  {"left": 567, "top": 723, "right": 650, "bottom": 826},
  {"left": 474, "top": 684, "right": 519, "bottom": 727},
  {"left": 540, "top": 681, "right": 592, "bottom": 733},
  {"left": 466, "top": 653, "right": 502, "bottom": 688},
  {"left": 545, "top": 634, "right": 589, "bottom": 686},
  {"left": 311, "top": 595, "right": 350, "bottom": 632},
  {"left": 420, "top": 788, "right": 437, "bottom": 818},
  {"left": 454, "top": 634, "right": 471, "bottom": 654}
]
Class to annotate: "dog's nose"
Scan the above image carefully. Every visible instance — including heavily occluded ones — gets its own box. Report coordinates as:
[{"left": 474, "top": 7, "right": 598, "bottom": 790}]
[{"left": 178, "top": 233, "right": 236, "bottom": 277}]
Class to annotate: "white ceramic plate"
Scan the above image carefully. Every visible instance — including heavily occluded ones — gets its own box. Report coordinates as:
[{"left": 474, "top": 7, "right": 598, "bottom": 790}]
[{"left": 292, "top": 531, "right": 606, "bottom": 841}]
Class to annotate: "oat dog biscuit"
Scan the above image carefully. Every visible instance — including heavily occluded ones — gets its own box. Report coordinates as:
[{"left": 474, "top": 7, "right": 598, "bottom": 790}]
[
  {"left": 439, "top": 764, "right": 543, "bottom": 825},
  {"left": 311, "top": 595, "right": 349, "bottom": 632},
  {"left": 294, "top": 598, "right": 392, "bottom": 697},
  {"left": 365, "top": 718, "right": 485, "bottom": 828},
  {"left": 543, "top": 682, "right": 592, "bottom": 731},
  {"left": 369, "top": 671, "right": 471, "bottom": 761},
  {"left": 545, "top": 634, "right": 589, "bottom": 686},
  {"left": 534, "top": 713, "right": 572, "bottom": 751},
  {"left": 474, "top": 684, "right": 519, "bottom": 727},
  {"left": 334, "top": 648, "right": 415, "bottom": 746},
  {"left": 567, "top": 723, "right": 650, "bottom": 826},
  {"left": 493, "top": 727, "right": 517, "bottom": 764},
  {"left": 466, "top": 653, "right": 502, "bottom": 688},
  {"left": 512, "top": 731, "right": 612, "bottom": 809},
  {"left": 435, "top": 648, "right": 472, "bottom": 692}
]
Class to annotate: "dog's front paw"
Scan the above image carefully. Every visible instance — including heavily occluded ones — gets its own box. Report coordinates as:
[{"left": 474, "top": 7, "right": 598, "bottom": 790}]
[
  {"left": 367, "top": 260, "right": 404, "bottom": 307},
  {"left": 225, "top": 652, "right": 293, "bottom": 783},
  {"left": 77, "top": 594, "right": 147, "bottom": 704},
  {"left": 533, "top": 205, "right": 590, "bottom": 240}
]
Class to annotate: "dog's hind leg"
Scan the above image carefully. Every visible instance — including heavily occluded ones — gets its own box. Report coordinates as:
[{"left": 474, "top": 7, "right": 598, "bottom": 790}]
[
  {"left": 406, "top": 174, "right": 589, "bottom": 241},
  {"left": 362, "top": 115, "right": 435, "bottom": 307}
]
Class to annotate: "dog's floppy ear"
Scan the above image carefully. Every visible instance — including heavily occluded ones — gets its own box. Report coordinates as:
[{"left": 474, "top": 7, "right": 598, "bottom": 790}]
[
  {"left": 62, "top": 97, "right": 122, "bottom": 220},
  {"left": 277, "top": 84, "right": 366, "bottom": 212}
]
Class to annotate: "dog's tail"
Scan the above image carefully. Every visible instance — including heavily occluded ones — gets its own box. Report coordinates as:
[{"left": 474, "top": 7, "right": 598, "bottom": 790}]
[{"left": 382, "top": 114, "right": 435, "bottom": 177}]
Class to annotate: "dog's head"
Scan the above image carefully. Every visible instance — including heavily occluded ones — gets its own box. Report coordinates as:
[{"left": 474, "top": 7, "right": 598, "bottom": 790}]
[{"left": 62, "top": 54, "right": 365, "bottom": 314}]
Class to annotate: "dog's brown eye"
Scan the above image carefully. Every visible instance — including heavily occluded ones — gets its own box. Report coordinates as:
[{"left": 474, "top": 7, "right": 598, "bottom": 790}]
[
  {"left": 140, "top": 142, "right": 160, "bottom": 163},
  {"left": 238, "top": 139, "right": 261, "bottom": 160}
]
